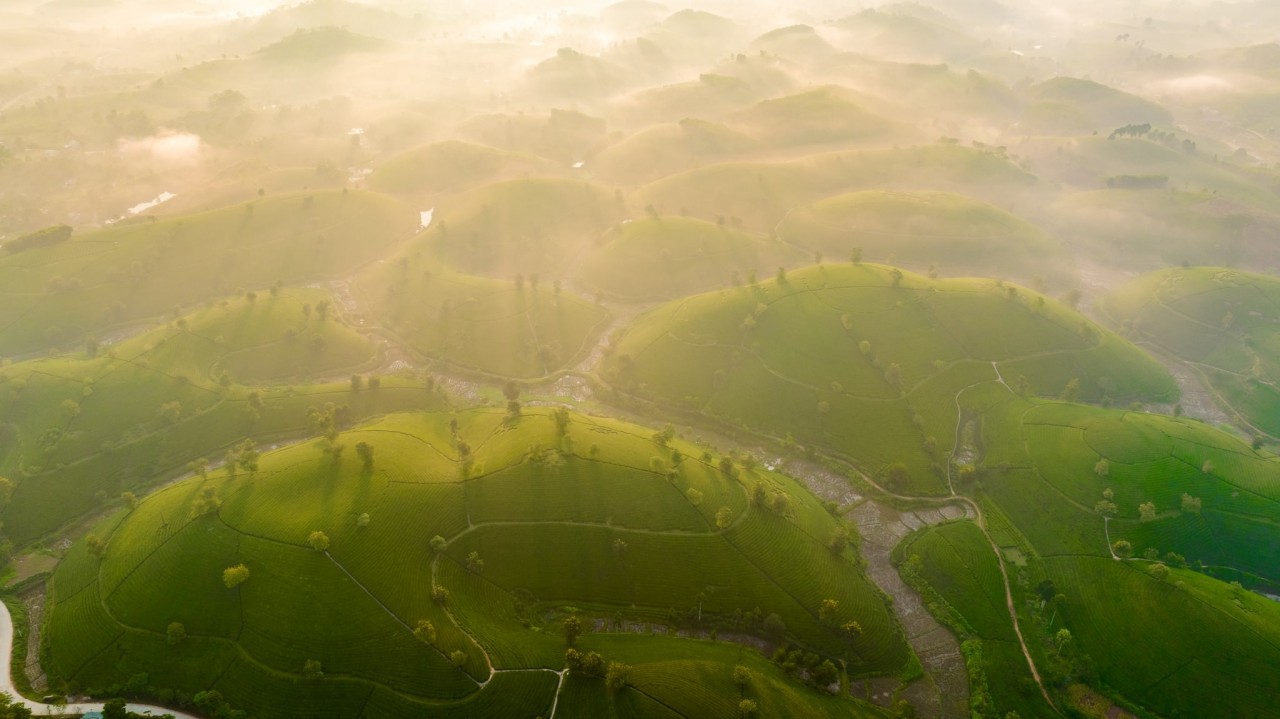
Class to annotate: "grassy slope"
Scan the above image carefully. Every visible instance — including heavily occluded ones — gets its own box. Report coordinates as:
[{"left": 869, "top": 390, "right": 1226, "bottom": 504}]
[
  {"left": 603, "top": 263, "right": 1174, "bottom": 494},
  {"left": 591, "top": 120, "right": 757, "bottom": 186},
  {"left": 1047, "top": 189, "right": 1275, "bottom": 269},
  {"left": 1103, "top": 266, "right": 1280, "bottom": 436},
  {"left": 353, "top": 235, "right": 610, "bottom": 378},
  {"left": 0, "top": 190, "right": 416, "bottom": 356},
  {"left": 893, "top": 521, "right": 1055, "bottom": 719},
  {"left": 47, "top": 408, "right": 902, "bottom": 718},
  {"left": 636, "top": 144, "right": 1039, "bottom": 234},
  {"left": 574, "top": 216, "right": 804, "bottom": 301},
  {"left": 367, "top": 141, "right": 557, "bottom": 197},
  {"left": 776, "top": 189, "right": 1065, "bottom": 281},
  {"left": 944, "top": 372, "right": 1280, "bottom": 717},
  {"left": 423, "top": 178, "right": 628, "bottom": 279},
  {"left": 0, "top": 289, "right": 437, "bottom": 543},
  {"left": 728, "top": 86, "right": 907, "bottom": 149}
]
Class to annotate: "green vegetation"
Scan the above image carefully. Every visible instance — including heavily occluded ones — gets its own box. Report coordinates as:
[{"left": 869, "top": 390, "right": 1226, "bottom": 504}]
[
  {"left": 368, "top": 141, "right": 555, "bottom": 197},
  {"left": 637, "top": 144, "right": 1039, "bottom": 233},
  {"left": 47, "top": 409, "right": 901, "bottom": 717},
  {"left": 575, "top": 216, "right": 802, "bottom": 301},
  {"left": 421, "top": 178, "right": 627, "bottom": 278},
  {"left": 0, "top": 288, "right": 437, "bottom": 543},
  {"left": 1105, "top": 267, "right": 1280, "bottom": 436},
  {"left": 925, "top": 367, "right": 1280, "bottom": 717},
  {"left": 353, "top": 246, "right": 609, "bottom": 378},
  {"left": 602, "top": 263, "right": 1174, "bottom": 493},
  {"left": 1021, "top": 77, "right": 1172, "bottom": 135},
  {"left": 0, "top": 190, "right": 416, "bottom": 355},
  {"left": 894, "top": 522, "right": 1054, "bottom": 719},
  {"left": 776, "top": 190, "right": 1065, "bottom": 282}
]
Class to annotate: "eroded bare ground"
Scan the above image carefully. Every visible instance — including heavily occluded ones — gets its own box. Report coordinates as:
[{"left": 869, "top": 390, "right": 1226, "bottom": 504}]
[
  {"left": 1135, "top": 342, "right": 1234, "bottom": 426},
  {"left": 22, "top": 586, "right": 47, "bottom": 694},
  {"left": 848, "top": 501, "right": 974, "bottom": 719}
]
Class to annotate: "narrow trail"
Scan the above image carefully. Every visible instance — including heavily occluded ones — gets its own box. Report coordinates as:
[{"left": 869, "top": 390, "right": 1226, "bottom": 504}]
[{"left": 943, "top": 374, "right": 1060, "bottom": 714}]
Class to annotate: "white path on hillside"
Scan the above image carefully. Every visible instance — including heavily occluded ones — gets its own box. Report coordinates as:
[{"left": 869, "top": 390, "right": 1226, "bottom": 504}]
[{"left": 0, "top": 601, "right": 199, "bottom": 718}]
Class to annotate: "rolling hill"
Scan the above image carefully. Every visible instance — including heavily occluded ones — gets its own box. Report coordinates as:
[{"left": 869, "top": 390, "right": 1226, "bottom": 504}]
[
  {"left": 45, "top": 408, "right": 906, "bottom": 718},
  {"left": 600, "top": 263, "right": 1175, "bottom": 495}
]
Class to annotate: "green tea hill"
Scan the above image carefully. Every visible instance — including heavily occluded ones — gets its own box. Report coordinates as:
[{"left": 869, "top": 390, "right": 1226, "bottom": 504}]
[
  {"left": 0, "top": 287, "right": 439, "bottom": 543},
  {"left": 0, "top": 190, "right": 417, "bottom": 356},
  {"left": 601, "top": 263, "right": 1175, "bottom": 495},
  {"left": 776, "top": 190, "right": 1066, "bottom": 284},
  {"left": 1103, "top": 266, "right": 1280, "bottom": 437},
  {"left": 46, "top": 408, "right": 905, "bottom": 718}
]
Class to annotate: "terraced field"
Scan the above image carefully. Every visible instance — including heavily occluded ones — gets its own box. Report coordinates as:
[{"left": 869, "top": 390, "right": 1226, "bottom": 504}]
[
  {"left": 1103, "top": 267, "right": 1280, "bottom": 437},
  {"left": 0, "top": 289, "right": 439, "bottom": 543},
  {"left": 0, "top": 190, "right": 417, "bottom": 356},
  {"left": 602, "top": 263, "right": 1175, "bottom": 494},
  {"left": 46, "top": 409, "right": 903, "bottom": 718}
]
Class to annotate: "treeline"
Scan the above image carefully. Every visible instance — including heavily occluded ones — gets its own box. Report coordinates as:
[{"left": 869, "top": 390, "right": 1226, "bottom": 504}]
[{"left": 3, "top": 224, "right": 72, "bottom": 254}]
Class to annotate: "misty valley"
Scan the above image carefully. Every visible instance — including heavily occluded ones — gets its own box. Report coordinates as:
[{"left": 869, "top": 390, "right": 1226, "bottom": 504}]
[{"left": 0, "top": 1, "right": 1278, "bottom": 718}]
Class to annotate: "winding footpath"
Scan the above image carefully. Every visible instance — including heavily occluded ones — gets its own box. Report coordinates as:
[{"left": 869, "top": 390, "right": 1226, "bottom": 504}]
[{"left": 0, "top": 601, "right": 199, "bottom": 718}]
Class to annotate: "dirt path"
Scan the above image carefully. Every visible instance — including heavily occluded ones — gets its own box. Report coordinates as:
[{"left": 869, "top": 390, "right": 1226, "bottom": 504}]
[{"left": 848, "top": 501, "right": 973, "bottom": 718}]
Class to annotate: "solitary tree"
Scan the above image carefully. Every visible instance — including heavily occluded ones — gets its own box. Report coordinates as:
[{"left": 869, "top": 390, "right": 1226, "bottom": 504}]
[
  {"left": 1112, "top": 540, "right": 1133, "bottom": 558},
  {"left": 450, "top": 650, "right": 468, "bottom": 667},
  {"left": 1054, "top": 628, "right": 1072, "bottom": 655},
  {"left": 1094, "top": 458, "right": 1109, "bottom": 477},
  {"left": 167, "top": 621, "right": 186, "bottom": 645},
  {"left": 1139, "top": 502, "right": 1157, "bottom": 521},
  {"left": 605, "top": 662, "right": 633, "bottom": 693},
  {"left": 762, "top": 613, "right": 786, "bottom": 640},
  {"left": 350, "top": 374, "right": 363, "bottom": 391},
  {"left": 303, "top": 659, "right": 324, "bottom": 679},
  {"left": 223, "top": 564, "right": 250, "bottom": 588},
  {"left": 1148, "top": 563, "right": 1171, "bottom": 582},
  {"left": 103, "top": 698, "right": 128, "bottom": 719},
  {"left": 563, "top": 615, "right": 583, "bottom": 647},
  {"left": 715, "top": 506, "right": 734, "bottom": 529},
  {"left": 430, "top": 535, "right": 447, "bottom": 553},
  {"left": 1181, "top": 493, "right": 1202, "bottom": 514},
  {"left": 85, "top": 534, "right": 107, "bottom": 558},
  {"left": 818, "top": 598, "right": 839, "bottom": 622},
  {"left": 739, "top": 699, "right": 759, "bottom": 717},
  {"left": 1061, "top": 378, "right": 1080, "bottom": 402},
  {"left": 355, "top": 441, "right": 374, "bottom": 471},
  {"left": 357, "top": 512, "right": 371, "bottom": 527},
  {"left": 413, "top": 619, "right": 436, "bottom": 644},
  {"left": 732, "top": 665, "right": 752, "bottom": 689},
  {"left": 466, "top": 551, "right": 484, "bottom": 573},
  {"left": 828, "top": 526, "right": 851, "bottom": 553},
  {"left": 685, "top": 487, "right": 704, "bottom": 506},
  {"left": 308, "top": 530, "right": 330, "bottom": 551}
]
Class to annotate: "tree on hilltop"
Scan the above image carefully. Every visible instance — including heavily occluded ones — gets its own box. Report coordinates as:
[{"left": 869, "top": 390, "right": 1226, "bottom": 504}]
[
  {"left": 563, "top": 615, "right": 583, "bottom": 647},
  {"left": 1181, "top": 493, "right": 1202, "bottom": 514},
  {"left": 355, "top": 441, "right": 374, "bottom": 471},
  {"left": 414, "top": 619, "right": 436, "bottom": 644},
  {"left": 715, "top": 506, "right": 734, "bottom": 529},
  {"left": 223, "top": 564, "right": 250, "bottom": 588},
  {"left": 167, "top": 622, "right": 187, "bottom": 645},
  {"left": 605, "top": 662, "right": 633, "bottom": 693},
  {"left": 308, "top": 530, "right": 330, "bottom": 551}
]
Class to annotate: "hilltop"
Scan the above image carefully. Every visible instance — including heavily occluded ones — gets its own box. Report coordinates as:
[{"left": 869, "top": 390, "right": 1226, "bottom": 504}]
[
  {"left": 1103, "top": 266, "right": 1280, "bottom": 437},
  {"left": 0, "top": 190, "right": 417, "bottom": 357},
  {"left": 600, "top": 263, "right": 1175, "bottom": 495},
  {"left": 47, "top": 408, "right": 906, "bottom": 718}
]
